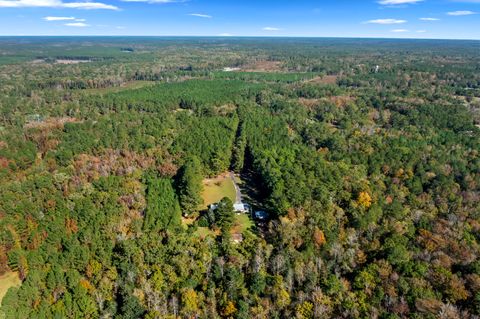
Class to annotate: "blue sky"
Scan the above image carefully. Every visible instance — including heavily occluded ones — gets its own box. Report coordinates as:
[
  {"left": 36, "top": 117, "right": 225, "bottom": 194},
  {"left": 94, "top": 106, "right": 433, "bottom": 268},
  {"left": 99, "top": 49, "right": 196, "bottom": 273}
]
[{"left": 0, "top": 0, "right": 479, "bottom": 39}]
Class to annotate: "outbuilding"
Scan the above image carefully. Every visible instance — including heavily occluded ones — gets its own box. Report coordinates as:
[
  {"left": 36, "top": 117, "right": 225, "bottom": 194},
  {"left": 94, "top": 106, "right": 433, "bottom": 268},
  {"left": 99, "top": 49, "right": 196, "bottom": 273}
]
[{"left": 254, "top": 210, "right": 269, "bottom": 221}]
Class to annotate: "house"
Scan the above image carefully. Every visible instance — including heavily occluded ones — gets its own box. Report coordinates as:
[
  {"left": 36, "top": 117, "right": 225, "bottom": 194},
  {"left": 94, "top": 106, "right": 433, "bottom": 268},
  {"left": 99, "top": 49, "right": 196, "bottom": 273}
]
[
  {"left": 234, "top": 203, "right": 251, "bottom": 214},
  {"left": 209, "top": 202, "right": 251, "bottom": 214}
]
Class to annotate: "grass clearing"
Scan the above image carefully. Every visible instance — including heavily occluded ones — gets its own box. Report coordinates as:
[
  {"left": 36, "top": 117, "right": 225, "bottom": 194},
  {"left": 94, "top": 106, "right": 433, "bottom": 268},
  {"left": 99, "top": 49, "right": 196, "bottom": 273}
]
[
  {"left": 307, "top": 75, "right": 338, "bottom": 84},
  {"left": 193, "top": 173, "right": 255, "bottom": 240},
  {"left": 242, "top": 60, "right": 283, "bottom": 72},
  {"left": 194, "top": 214, "right": 253, "bottom": 239},
  {"left": 194, "top": 227, "right": 216, "bottom": 238},
  {"left": 232, "top": 214, "right": 254, "bottom": 234},
  {"left": 85, "top": 80, "right": 156, "bottom": 94},
  {"left": 201, "top": 173, "right": 236, "bottom": 209},
  {"left": 0, "top": 272, "right": 20, "bottom": 308}
]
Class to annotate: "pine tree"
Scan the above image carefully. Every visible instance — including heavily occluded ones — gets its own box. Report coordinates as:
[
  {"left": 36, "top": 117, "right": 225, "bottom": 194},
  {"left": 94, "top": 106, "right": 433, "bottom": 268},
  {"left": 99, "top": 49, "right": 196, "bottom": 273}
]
[
  {"left": 215, "top": 197, "right": 235, "bottom": 232},
  {"left": 177, "top": 157, "right": 203, "bottom": 216},
  {"left": 143, "top": 172, "right": 181, "bottom": 232}
]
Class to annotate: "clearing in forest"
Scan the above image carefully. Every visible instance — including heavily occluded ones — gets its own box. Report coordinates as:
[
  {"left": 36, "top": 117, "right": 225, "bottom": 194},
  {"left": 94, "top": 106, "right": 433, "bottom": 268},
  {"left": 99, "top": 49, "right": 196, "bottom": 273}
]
[
  {"left": 201, "top": 173, "right": 237, "bottom": 209},
  {"left": 85, "top": 80, "right": 156, "bottom": 94},
  {"left": 195, "top": 173, "right": 254, "bottom": 240},
  {"left": 0, "top": 272, "right": 20, "bottom": 308},
  {"left": 307, "top": 75, "right": 338, "bottom": 84},
  {"left": 242, "top": 60, "right": 283, "bottom": 72},
  {"left": 231, "top": 214, "right": 254, "bottom": 235}
]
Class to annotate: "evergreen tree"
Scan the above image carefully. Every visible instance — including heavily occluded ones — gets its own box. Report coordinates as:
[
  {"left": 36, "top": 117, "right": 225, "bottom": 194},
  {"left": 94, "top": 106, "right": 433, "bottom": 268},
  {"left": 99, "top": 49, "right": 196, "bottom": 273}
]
[
  {"left": 177, "top": 157, "right": 203, "bottom": 216},
  {"left": 215, "top": 197, "right": 235, "bottom": 231},
  {"left": 143, "top": 172, "right": 181, "bottom": 232}
]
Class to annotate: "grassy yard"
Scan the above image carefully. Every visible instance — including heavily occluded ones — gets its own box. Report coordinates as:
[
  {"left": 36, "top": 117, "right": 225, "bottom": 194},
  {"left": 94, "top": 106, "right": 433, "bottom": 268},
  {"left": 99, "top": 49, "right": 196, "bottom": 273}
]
[
  {"left": 201, "top": 173, "right": 236, "bottom": 209},
  {"left": 194, "top": 227, "right": 216, "bottom": 238},
  {"left": 0, "top": 272, "right": 20, "bottom": 308},
  {"left": 194, "top": 214, "right": 253, "bottom": 239},
  {"left": 193, "top": 173, "right": 254, "bottom": 240},
  {"left": 232, "top": 214, "right": 254, "bottom": 234}
]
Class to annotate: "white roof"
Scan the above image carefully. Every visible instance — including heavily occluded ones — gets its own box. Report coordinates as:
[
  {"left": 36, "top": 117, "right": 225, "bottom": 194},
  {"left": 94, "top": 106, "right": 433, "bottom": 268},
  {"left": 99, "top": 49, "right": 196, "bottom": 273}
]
[{"left": 234, "top": 203, "right": 250, "bottom": 211}]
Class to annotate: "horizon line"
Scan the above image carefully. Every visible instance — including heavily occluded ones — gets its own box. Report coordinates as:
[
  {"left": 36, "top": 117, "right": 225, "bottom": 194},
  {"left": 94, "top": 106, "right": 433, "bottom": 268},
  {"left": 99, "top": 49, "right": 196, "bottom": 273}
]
[{"left": 0, "top": 35, "right": 479, "bottom": 41}]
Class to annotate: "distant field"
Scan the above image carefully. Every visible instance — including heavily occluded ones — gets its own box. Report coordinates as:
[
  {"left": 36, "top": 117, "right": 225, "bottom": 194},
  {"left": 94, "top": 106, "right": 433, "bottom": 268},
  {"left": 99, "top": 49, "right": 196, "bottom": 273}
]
[
  {"left": 213, "top": 71, "right": 320, "bottom": 83},
  {"left": 201, "top": 173, "right": 236, "bottom": 209},
  {"left": 307, "top": 75, "right": 338, "bottom": 84},
  {"left": 0, "top": 272, "right": 20, "bottom": 308},
  {"left": 85, "top": 81, "right": 157, "bottom": 94}
]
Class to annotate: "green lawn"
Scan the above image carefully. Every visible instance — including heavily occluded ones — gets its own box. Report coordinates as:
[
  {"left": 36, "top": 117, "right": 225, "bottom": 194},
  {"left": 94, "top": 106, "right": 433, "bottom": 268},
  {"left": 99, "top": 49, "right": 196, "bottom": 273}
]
[
  {"left": 201, "top": 174, "right": 236, "bottom": 209},
  {"left": 194, "top": 214, "right": 253, "bottom": 239},
  {"left": 233, "top": 214, "right": 254, "bottom": 234},
  {"left": 194, "top": 227, "right": 215, "bottom": 238},
  {"left": 195, "top": 173, "right": 254, "bottom": 239},
  {"left": 0, "top": 272, "right": 20, "bottom": 309}
]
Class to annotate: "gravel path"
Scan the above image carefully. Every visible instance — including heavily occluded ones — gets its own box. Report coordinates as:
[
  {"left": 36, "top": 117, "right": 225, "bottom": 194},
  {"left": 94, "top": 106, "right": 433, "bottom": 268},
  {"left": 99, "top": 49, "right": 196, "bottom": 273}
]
[{"left": 229, "top": 171, "right": 242, "bottom": 204}]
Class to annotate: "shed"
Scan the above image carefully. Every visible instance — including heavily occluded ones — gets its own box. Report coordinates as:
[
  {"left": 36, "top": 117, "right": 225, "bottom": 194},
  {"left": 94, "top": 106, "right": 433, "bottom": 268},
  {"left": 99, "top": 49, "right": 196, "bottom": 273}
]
[{"left": 254, "top": 210, "right": 269, "bottom": 221}]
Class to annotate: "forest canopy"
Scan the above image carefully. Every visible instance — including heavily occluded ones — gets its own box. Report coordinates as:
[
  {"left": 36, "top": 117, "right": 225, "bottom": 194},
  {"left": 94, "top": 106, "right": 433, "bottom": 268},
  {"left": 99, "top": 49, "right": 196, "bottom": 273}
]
[{"left": 0, "top": 37, "right": 479, "bottom": 319}]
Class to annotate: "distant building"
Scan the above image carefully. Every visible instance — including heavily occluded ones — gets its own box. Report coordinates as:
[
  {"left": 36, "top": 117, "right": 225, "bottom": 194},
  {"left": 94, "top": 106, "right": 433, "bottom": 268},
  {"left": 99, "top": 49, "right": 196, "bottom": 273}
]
[{"left": 223, "top": 67, "right": 241, "bottom": 72}]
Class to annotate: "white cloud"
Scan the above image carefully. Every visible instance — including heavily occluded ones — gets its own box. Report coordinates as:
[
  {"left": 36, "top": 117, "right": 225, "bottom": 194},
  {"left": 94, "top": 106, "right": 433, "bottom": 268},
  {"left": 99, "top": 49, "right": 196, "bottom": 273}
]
[
  {"left": 0, "top": 0, "right": 118, "bottom": 10},
  {"left": 447, "top": 10, "right": 477, "bottom": 15},
  {"left": 0, "top": 0, "right": 58, "bottom": 6},
  {"left": 75, "top": 18, "right": 85, "bottom": 21},
  {"left": 43, "top": 16, "right": 76, "bottom": 21},
  {"left": 62, "top": 2, "right": 118, "bottom": 10},
  {"left": 365, "top": 19, "right": 407, "bottom": 24},
  {"left": 379, "top": 0, "right": 422, "bottom": 4},
  {"left": 420, "top": 17, "right": 440, "bottom": 21},
  {"left": 188, "top": 13, "right": 212, "bottom": 18},
  {"left": 120, "top": 0, "right": 185, "bottom": 2},
  {"left": 218, "top": 33, "right": 233, "bottom": 36},
  {"left": 416, "top": 30, "right": 427, "bottom": 33},
  {"left": 65, "top": 22, "right": 89, "bottom": 27},
  {"left": 263, "top": 27, "right": 281, "bottom": 31},
  {"left": 391, "top": 29, "right": 409, "bottom": 32}
]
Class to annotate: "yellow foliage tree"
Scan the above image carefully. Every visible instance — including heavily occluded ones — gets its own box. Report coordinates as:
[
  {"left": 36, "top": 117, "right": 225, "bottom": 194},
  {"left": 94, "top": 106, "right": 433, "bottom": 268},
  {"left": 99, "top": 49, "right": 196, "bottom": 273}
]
[
  {"left": 296, "top": 301, "right": 314, "bottom": 319},
  {"left": 221, "top": 301, "right": 237, "bottom": 318},
  {"left": 357, "top": 191, "right": 372, "bottom": 209},
  {"left": 86, "top": 259, "right": 102, "bottom": 279},
  {"left": 182, "top": 288, "right": 199, "bottom": 315},
  {"left": 276, "top": 289, "right": 291, "bottom": 309},
  {"left": 79, "top": 278, "right": 95, "bottom": 293}
]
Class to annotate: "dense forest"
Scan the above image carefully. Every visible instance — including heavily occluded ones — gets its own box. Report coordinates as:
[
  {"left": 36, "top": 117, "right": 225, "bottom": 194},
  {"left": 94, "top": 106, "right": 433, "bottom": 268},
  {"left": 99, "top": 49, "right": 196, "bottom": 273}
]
[{"left": 0, "top": 37, "right": 479, "bottom": 319}]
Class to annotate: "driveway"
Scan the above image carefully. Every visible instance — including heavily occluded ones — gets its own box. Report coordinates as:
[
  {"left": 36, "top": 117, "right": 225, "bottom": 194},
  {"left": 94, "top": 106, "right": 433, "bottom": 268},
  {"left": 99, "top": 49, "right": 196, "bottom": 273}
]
[{"left": 229, "top": 171, "right": 242, "bottom": 204}]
